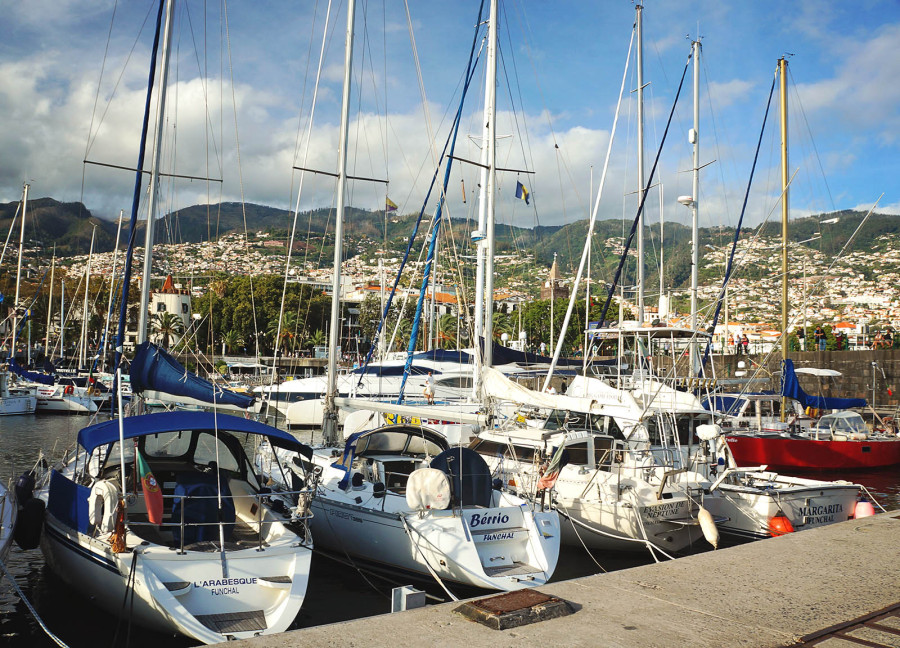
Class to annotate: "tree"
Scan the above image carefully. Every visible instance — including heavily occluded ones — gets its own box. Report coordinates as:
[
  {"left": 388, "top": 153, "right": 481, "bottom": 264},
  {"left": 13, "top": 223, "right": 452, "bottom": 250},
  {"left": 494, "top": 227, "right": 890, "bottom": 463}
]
[
  {"left": 438, "top": 313, "right": 458, "bottom": 349},
  {"left": 221, "top": 329, "right": 244, "bottom": 354},
  {"left": 307, "top": 329, "right": 326, "bottom": 348},
  {"left": 151, "top": 312, "right": 185, "bottom": 349}
]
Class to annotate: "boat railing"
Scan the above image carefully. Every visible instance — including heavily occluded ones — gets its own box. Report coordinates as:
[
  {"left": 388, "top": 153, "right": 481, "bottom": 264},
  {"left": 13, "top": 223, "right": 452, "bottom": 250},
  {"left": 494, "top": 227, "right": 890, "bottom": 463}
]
[{"left": 127, "top": 488, "right": 315, "bottom": 553}]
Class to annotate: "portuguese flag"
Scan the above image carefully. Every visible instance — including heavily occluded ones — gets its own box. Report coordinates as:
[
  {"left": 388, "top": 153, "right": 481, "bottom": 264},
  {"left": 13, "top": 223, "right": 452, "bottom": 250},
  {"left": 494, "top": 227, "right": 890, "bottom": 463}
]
[{"left": 136, "top": 450, "right": 163, "bottom": 525}]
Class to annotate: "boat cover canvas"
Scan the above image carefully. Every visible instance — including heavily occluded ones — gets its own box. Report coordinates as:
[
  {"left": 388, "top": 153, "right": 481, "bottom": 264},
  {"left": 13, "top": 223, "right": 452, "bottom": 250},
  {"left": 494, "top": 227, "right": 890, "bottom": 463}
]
[
  {"left": 430, "top": 447, "right": 492, "bottom": 507},
  {"left": 77, "top": 411, "right": 313, "bottom": 456},
  {"left": 781, "top": 359, "right": 866, "bottom": 411},
  {"left": 7, "top": 359, "right": 55, "bottom": 386},
  {"left": 130, "top": 341, "right": 254, "bottom": 408}
]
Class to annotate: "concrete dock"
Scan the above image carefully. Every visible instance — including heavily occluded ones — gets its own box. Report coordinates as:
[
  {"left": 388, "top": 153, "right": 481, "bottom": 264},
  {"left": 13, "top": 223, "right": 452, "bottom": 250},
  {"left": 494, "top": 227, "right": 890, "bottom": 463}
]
[{"left": 235, "top": 511, "right": 900, "bottom": 648}]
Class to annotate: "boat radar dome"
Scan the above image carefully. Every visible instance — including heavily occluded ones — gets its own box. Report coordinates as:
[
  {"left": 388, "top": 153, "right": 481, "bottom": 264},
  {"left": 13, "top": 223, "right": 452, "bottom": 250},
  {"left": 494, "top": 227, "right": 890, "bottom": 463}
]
[{"left": 677, "top": 195, "right": 694, "bottom": 206}]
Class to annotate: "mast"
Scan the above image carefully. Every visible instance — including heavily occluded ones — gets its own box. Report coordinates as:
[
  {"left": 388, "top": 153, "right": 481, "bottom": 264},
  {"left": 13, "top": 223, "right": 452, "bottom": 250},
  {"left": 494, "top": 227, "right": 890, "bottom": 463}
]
[
  {"left": 45, "top": 246, "right": 55, "bottom": 362},
  {"left": 779, "top": 56, "right": 789, "bottom": 421},
  {"left": 636, "top": 3, "right": 646, "bottom": 324},
  {"left": 101, "top": 211, "right": 124, "bottom": 372},
  {"left": 473, "top": 0, "right": 498, "bottom": 398},
  {"left": 80, "top": 224, "right": 97, "bottom": 369},
  {"left": 12, "top": 183, "right": 28, "bottom": 356},
  {"left": 323, "top": 0, "right": 357, "bottom": 445},
  {"left": 60, "top": 280, "right": 65, "bottom": 362},
  {"left": 137, "top": 0, "right": 176, "bottom": 344},
  {"left": 689, "top": 39, "right": 701, "bottom": 374}
]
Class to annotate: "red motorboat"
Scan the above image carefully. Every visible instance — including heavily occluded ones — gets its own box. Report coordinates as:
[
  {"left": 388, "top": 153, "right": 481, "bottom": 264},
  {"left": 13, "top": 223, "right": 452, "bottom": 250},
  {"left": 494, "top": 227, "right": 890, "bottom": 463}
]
[{"left": 725, "top": 411, "right": 900, "bottom": 470}]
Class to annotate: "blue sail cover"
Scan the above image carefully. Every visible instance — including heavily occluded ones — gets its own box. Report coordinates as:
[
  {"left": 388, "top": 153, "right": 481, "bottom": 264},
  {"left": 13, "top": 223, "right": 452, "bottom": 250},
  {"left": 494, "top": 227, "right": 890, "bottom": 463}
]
[
  {"left": 781, "top": 359, "right": 866, "bottom": 411},
  {"left": 130, "top": 341, "right": 255, "bottom": 408},
  {"left": 7, "top": 359, "right": 56, "bottom": 386},
  {"left": 486, "top": 339, "right": 584, "bottom": 368}
]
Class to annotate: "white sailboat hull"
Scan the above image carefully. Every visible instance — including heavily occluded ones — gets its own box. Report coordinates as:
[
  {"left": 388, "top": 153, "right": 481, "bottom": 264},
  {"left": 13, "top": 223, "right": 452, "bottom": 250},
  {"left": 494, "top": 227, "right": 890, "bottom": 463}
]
[
  {"left": 41, "top": 515, "right": 311, "bottom": 643},
  {"left": 309, "top": 485, "right": 559, "bottom": 591},
  {"left": 498, "top": 462, "right": 710, "bottom": 553},
  {"left": 0, "top": 484, "right": 15, "bottom": 563}
]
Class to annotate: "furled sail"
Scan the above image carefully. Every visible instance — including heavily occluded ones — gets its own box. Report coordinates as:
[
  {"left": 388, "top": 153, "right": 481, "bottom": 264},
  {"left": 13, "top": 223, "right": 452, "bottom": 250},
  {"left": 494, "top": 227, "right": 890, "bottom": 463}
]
[
  {"left": 130, "top": 341, "right": 254, "bottom": 408},
  {"left": 7, "top": 359, "right": 56, "bottom": 386}
]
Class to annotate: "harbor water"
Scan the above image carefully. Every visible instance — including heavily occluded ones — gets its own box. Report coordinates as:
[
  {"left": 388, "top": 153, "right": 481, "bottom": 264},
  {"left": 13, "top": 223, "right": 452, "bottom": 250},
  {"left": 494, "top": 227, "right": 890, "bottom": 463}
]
[{"left": 1, "top": 414, "right": 898, "bottom": 647}]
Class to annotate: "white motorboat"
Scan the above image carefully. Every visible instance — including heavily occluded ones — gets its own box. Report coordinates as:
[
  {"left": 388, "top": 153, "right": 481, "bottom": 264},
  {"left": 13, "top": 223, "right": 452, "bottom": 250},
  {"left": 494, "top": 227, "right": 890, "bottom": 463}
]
[
  {"left": 258, "top": 424, "right": 559, "bottom": 591},
  {"left": 30, "top": 411, "right": 315, "bottom": 644},
  {"left": 0, "top": 368, "right": 36, "bottom": 416},
  {"left": 31, "top": 384, "right": 98, "bottom": 414},
  {"left": 697, "top": 424, "right": 862, "bottom": 540}
]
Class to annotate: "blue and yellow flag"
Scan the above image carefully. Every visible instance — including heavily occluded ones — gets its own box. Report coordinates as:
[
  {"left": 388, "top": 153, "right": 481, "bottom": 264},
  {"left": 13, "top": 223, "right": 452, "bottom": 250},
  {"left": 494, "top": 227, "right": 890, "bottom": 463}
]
[
  {"left": 515, "top": 181, "right": 530, "bottom": 205},
  {"left": 385, "top": 196, "right": 398, "bottom": 212}
]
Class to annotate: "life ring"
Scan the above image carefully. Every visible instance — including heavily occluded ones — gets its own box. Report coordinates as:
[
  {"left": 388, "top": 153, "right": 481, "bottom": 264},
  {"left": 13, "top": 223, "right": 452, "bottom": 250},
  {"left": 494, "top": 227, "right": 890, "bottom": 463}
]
[
  {"left": 64, "top": 385, "right": 74, "bottom": 395},
  {"left": 91, "top": 388, "right": 101, "bottom": 397},
  {"left": 88, "top": 480, "right": 120, "bottom": 534}
]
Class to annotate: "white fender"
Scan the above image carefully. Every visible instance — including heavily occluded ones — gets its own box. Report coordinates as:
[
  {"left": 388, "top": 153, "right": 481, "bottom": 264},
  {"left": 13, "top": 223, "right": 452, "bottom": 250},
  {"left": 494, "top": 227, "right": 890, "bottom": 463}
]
[
  {"left": 698, "top": 506, "right": 719, "bottom": 550},
  {"left": 88, "top": 480, "right": 120, "bottom": 533}
]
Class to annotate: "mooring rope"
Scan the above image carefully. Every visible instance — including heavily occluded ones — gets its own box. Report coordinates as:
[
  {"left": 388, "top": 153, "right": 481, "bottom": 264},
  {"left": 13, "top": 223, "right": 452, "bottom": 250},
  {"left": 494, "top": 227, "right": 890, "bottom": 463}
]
[{"left": 0, "top": 557, "right": 72, "bottom": 648}]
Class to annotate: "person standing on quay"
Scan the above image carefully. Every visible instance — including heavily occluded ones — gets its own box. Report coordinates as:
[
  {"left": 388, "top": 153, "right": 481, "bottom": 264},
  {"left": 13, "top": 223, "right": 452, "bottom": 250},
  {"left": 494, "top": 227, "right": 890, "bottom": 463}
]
[{"left": 815, "top": 325, "right": 826, "bottom": 351}]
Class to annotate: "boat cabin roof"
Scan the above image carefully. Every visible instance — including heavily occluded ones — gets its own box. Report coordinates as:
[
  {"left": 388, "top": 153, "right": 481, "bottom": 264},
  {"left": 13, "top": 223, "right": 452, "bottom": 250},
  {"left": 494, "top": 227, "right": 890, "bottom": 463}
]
[
  {"left": 350, "top": 424, "right": 448, "bottom": 458},
  {"left": 78, "top": 411, "right": 312, "bottom": 456}
]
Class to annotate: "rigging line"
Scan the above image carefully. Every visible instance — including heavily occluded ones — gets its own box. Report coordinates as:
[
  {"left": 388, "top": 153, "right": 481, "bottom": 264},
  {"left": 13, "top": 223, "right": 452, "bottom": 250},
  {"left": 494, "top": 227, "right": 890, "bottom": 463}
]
[
  {"left": 597, "top": 49, "right": 692, "bottom": 329},
  {"left": 700, "top": 70, "right": 777, "bottom": 372},
  {"left": 700, "top": 52, "right": 736, "bottom": 231},
  {"left": 403, "top": 0, "right": 440, "bottom": 170},
  {"left": 787, "top": 66, "right": 838, "bottom": 215},
  {"left": 541, "top": 25, "right": 636, "bottom": 388},
  {"left": 357, "top": 2, "right": 486, "bottom": 384},
  {"left": 112, "top": 0, "right": 166, "bottom": 397},
  {"left": 85, "top": 2, "right": 154, "bottom": 158},
  {"left": 269, "top": 0, "right": 334, "bottom": 388}
]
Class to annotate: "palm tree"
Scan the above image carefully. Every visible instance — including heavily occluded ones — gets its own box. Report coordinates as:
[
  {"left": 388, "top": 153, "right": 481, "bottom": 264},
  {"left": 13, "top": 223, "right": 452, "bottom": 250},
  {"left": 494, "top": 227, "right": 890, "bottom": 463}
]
[
  {"left": 438, "top": 313, "right": 458, "bottom": 349},
  {"left": 151, "top": 312, "right": 185, "bottom": 349},
  {"left": 307, "top": 329, "right": 326, "bottom": 349},
  {"left": 492, "top": 311, "right": 512, "bottom": 340},
  {"left": 266, "top": 311, "right": 299, "bottom": 353},
  {"left": 221, "top": 329, "right": 244, "bottom": 355}
]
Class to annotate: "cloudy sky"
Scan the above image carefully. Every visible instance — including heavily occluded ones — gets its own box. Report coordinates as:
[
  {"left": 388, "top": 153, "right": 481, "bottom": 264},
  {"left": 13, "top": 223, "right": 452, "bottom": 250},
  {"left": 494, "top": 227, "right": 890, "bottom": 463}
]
[{"left": 1, "top": 0, "right": 898, "bottom": 234}]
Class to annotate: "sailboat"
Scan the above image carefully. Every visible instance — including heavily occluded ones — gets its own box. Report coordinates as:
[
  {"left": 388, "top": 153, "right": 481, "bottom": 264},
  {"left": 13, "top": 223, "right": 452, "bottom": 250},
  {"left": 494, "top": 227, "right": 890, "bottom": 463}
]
[
  {"left": 260, "top": 0, "right": 560, "bottom": 593},
  {"left": 587, "top": 54, "right": 865, "bottom": 539},
  {"left": 24, "top": 2, "right": 317, "bottom": 642},
  {"left": 715, "top": 57, "right": 900, "bottom": 471},
  {"left": 1, "top": 183, "right": 37, "bottom": 416}
]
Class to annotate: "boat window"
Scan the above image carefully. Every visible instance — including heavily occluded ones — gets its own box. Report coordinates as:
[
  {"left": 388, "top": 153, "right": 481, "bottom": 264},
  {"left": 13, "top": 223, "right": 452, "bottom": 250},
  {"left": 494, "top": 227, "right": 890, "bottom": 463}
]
[
  {"left": 405, "top": 434, "right": 445, "bottom": 457},
  {"left": 542, "top": 410, "right": 569, "bottom": 430},
  {"left": 605, "top": 416, "right": 624, "bottom": 440},
  {"left": 592, "top": 435, "right": 617, "bottom": 466},
  {"left": 144, "top": 431, "right": 191, "bottom": 458},
  {"left": 193, "top": 432, "right": 239, "bottom": 473},
  {"left": 565, "top": 442, "right": 589, "bottom": 465},
  {"left": 469, "top": 438, "right": 536, "bottom": 462},
  {"left": 435, "top": 376, "right": 473, "bottom": 389},
  {"left": 758, "top": 399, "right": 781, "bottom": 418},
  {"left": 357, "top": 431, "right": 410, "bottom": 455},
  {"left": 644, "top": 418, "right": 664, "bottom": 446}
]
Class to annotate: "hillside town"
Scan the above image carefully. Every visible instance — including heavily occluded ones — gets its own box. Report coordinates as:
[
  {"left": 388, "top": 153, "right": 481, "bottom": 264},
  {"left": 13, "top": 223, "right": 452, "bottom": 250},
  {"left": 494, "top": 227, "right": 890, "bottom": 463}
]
[{"left": 10, "top": 224, "right": 897, "bottom": 357}]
